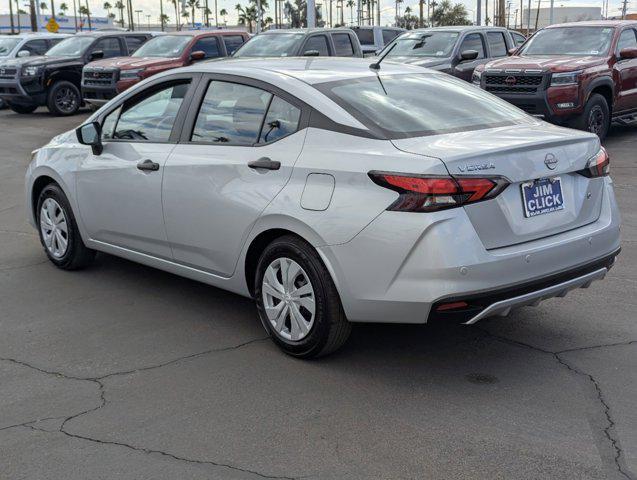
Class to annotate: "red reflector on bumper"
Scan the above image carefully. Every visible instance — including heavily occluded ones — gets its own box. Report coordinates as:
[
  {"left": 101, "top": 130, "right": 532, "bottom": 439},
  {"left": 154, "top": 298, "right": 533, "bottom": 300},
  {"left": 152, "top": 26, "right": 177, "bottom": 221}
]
[{"left": 436, "top": 301, "right": 469, "bottom": 311}]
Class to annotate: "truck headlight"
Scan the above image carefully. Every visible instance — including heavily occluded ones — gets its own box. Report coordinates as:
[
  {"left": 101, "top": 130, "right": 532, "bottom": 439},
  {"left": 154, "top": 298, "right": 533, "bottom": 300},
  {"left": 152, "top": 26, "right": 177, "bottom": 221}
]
[
  {"left": 22, "top": 66, "right": 42, "bottom": 77},
  {"left": 119, "top": 69, "right": 143, "bottom": 80},
  {"left": 472, "top": 70, "right": 482, "bottom": 85},
  {"left": 550, "top": 71, "right": 581, "bottom": 87}
]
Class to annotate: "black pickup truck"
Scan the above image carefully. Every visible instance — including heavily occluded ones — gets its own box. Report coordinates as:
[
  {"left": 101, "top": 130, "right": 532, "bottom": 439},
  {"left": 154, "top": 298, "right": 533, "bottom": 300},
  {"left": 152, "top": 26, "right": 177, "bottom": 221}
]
[{"left": 0, "top": 31, "right": 156, "bottom": 115}]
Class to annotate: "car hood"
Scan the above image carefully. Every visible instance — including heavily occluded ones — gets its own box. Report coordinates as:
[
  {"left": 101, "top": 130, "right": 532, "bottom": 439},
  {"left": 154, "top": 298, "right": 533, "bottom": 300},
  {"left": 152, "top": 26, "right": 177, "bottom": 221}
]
[
  {"left": 1, "top": 55, "right": 82, "bottom": 68},
  {"left": 87, "top": 56, "right": 180, "bottom": 69},
  {"left": 485, "top": 55, "right": 607, "bottom": 73},
  {"left": 387, "top": 56, "right": 449, "bottom": 68}
]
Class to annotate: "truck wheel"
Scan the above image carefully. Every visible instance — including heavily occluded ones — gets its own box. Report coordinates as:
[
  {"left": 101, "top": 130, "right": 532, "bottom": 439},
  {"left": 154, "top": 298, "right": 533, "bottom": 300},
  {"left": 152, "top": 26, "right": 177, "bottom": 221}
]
[
  {"left": 8, "top": 103, "right": 38, "bottom": 114},
  {"left": 574, "top": 94, "right": 610, "bottom": 140},
  {"left": 47, "top": 80, "right": 81, "bottom": 116}
]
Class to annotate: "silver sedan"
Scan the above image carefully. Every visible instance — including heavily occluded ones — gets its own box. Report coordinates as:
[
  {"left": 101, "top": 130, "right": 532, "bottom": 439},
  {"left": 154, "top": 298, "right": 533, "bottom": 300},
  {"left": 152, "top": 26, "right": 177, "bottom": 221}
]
[{"left": 25, "top": 58, "right": 621, "bottom": 357}]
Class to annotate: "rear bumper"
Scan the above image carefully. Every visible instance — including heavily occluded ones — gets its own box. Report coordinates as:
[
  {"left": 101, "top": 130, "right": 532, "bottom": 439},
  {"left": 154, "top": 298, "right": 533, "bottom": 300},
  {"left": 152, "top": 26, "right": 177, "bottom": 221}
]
[{"left": 319, "top": 178, "right": 621, "bottom": 324}]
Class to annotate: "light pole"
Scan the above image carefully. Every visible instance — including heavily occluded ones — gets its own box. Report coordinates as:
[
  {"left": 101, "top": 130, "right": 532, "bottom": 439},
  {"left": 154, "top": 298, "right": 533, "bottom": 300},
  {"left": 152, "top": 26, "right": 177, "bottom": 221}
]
[
  {"left": 135, "top": 8, "right": 142, "bottom": 29},
  {"left": 146, "top": 13, "right": 150, "bottom": 27}
]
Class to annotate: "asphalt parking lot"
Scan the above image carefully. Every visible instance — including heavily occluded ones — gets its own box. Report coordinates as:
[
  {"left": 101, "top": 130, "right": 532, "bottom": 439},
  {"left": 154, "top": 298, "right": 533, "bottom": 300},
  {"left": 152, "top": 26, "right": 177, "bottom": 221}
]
[{"left": 0, "top": 108, "right": 635, "bottom": 480}]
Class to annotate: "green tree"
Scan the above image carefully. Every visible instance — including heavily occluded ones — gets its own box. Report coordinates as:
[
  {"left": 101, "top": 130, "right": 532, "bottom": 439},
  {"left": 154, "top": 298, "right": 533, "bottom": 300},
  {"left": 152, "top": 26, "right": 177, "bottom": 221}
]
[
  {"left": 103, "top": 1, "right": 112, "bottom": 16},
  {"left": 429, "top": 0, "right": 470, "bottom": 26},
  {"left": 346, "top": 0, "right": 353, "bottom": 24},
  {"left": 187, "top": 0, "right": 199, "bottom": 25},
  {"left": 40, "top": 2, "right": 48, "bottom": 10},
  {"left": 219, "top": 7, "right": 227, "bottom": 23},
  {"left": 170, "top": 0, "right": 180, "bottom": 30},
  {"left": 59, "top": 2, "right": 68, "bottom": 15}
]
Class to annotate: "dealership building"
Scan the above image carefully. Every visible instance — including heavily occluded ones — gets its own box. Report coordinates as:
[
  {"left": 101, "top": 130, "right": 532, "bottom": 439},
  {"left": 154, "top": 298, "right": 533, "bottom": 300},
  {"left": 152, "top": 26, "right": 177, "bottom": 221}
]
[{"left": 0, "top": 13, "right": 114, "bottom": 33}]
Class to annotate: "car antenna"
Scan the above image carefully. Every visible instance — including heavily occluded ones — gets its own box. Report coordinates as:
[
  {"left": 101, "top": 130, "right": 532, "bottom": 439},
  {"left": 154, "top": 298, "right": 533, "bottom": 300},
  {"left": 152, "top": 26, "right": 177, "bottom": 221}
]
[{"left": 369, "top": 43, "right": 397, "bottom": 71}]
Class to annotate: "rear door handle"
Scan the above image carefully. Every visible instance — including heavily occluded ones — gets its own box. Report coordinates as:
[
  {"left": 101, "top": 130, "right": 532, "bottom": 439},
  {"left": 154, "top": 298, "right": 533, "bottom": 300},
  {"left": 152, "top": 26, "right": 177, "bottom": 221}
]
[
  {"left": 137, "top": 159, "right": 160, "bottom": 172},
  {"left": 248, "top": 157, "right": 281, "bottom": 170}
]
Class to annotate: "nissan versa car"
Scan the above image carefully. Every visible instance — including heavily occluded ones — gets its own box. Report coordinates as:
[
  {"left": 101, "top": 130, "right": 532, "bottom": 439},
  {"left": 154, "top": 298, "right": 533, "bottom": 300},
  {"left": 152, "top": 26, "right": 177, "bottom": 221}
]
[{"left": 26, "top": 58, "right": 621, "bottom": 357}]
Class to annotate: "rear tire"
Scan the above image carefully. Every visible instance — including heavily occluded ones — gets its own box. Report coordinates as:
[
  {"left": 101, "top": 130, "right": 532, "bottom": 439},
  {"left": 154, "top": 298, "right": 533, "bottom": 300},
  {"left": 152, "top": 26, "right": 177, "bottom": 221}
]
[
  {"left": 36, "top": 183, "right": 95, "bottom": 270},
  {"left": 573, "top": 93, "right": 610, "bottom": 140},
  {"left": 254, "top": 235, "right": 351, "bottom": 358},
  {"left": 46, "top": 80, "right": 81, "bottom": 116},
  {"left": 9, "top": 103, "right": 38, "bottom": 114}
]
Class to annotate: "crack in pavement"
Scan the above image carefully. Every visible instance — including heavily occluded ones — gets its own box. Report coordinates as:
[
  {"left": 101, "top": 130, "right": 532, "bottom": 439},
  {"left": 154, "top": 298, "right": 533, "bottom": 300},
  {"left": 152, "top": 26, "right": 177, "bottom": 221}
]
[
  {"left": 476, "top": 327, "right": 635, "bottom": 480},
  {"left": 0, "top": 336, "right": 303, "bottom": 480}
]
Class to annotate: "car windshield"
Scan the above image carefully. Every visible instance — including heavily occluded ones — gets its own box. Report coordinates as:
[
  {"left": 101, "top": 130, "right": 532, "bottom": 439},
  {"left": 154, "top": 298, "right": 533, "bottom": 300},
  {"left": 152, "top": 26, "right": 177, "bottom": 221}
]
[
  {"left": 316, "top": 73, "right": 532, "bottom": 138},
  {"left": 385, "top": 31, "right": 460, "bottom": 58},
  {"left": 133, "top": 35, "right": 193, "bottom": 58},
  {"left": 520, "top": 26, "right": 614, "bottom": 56},
  {"left": 46, "top": 36, "right": 95, "bottom": 56},
  {"left": 0, "top": 37, "right": 21, "bottom": 57},
  {"left": 233, "top": 33, "right": 305, "bottom": 57}
]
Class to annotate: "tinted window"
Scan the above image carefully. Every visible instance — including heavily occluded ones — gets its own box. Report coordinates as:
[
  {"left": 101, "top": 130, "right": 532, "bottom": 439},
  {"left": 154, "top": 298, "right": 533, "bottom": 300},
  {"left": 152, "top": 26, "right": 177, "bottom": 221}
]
[
  {"left": 259, "top": 97, "right": 301, "bottom": 143},
  {"left": 382, "top": 29, "right": 400, "bottom": 45},
  {"left": 303, "top": 35, "right": 330, "bottom": 56},
  {"left": 223, "top": 35, "right": 245, "bottom": 55},
  {"left": 520, "top": 26, "right": 614, "bottom": 56},
  {"left": 386, "top": 31, "right": 460, "bottom": 58},
  {"left": 92, "top": 37, "right": 122, "bottom": 58},
  {"left": 354, "top": 28, "right": 375, "bottom": 46},
  {"left": 332, "top": 33, "right": 354, "bottom": 56},
  {"left": 133, "top": 35, "right": 193, "bottom": 58},
  {"left": 192, "top": 81, "right": 271, "bottom": 145},
  {"left": 108, "top": 82, "right": 190, "bottom": 142},
  {"left": 23, "top": 39, "right": 49, "bottom": 55},
  {"left": 317, "top": 74, "right": 531, "bottom": 139},
  {"left": 511, "top": 32, "right": 526, "bottom": 46},
  {"left": 46, "top": 36, "right": 94, "bottom": 56},
  {"left": 125, "top": 36, "right": 147, "bottom": 54},
  {"left": 487, "top": 32, "right": 507, "bottom": 57},
  {"left": 458, "top": 33, "right": 485, "bottom": 59},
  {"left": 233, "top": 33, "right": 304, "bottom": 57},
  {"left": 617, "top": 29, "right": 637, "bottom": 54},
  {"left": 192, "top": 37, "right": 221, "bottom": 58}
]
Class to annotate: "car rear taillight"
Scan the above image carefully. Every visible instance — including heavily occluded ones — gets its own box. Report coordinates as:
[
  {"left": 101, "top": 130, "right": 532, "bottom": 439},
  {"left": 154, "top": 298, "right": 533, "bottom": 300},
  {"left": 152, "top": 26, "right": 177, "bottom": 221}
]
[
  {"left": 578, "top": 147, "right": 610, "bottom": 178},
  {"left": 368, "top": 171, "right": 509, "bottom": 212}
]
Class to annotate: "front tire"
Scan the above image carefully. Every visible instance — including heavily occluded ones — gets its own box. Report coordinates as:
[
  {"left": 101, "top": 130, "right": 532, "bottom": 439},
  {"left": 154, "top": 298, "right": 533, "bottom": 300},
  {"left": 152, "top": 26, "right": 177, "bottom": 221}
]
[
  {"left": 46, "top": 80, "right": 81, "bottom": 116},
  {"left": 254, "top": 235, "right": 351, "bottom": 358},
  {"left": 573, "top": 93, "right": 610, "bottom": 140},
  {"left": 8, "top": 103, "right": 38, "bottom": 114},
  {"left": 36, "top": 183, "right": 95, "bottom": 270}
]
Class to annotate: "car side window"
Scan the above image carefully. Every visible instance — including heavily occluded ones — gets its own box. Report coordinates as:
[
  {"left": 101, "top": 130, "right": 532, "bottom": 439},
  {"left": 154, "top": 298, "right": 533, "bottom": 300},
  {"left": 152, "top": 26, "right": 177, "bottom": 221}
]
[
  {"left": 487, "top": 32, "right": 508, "bottom": 57},
  {"left": 616, "top": 29, "right": 637, "bottom": 55},
  {"left": 382, "top": 29, "right": 400, "bottom": 45},
  {"left": 24, "top": 39, "right": 49, "bottom": 55},
  {"left": 106, "top": 82, "right": 190, "bottom": 142},
  {"left": 49, "top": 37, "right": 65, "bottom": 47},
  {"left": 303, "top": 35, "right": 330, "bottom": 56},
  {"left": 91, "top": 37, "right": 122, "bottom": 58},
  {"left": 192, "top": 37, "right": 221, "bottom": 59},
  {"left": 259, "top": 96, "right": 301, "bottom": 143},
  {"left": 458, "top": 33, "right": 485, "bottom": 59},
  {"left": 223, "top": 35, "right": 246, "bottom": 55},
  {"left": 332, "top": 33, "right": 355, "bottom": 57},
  {"left": 125, "top": 36, "right": 147, "bottom": 54},
  {"left": 192, "top": 81, "right": 271, "bottom": 145},
  {"left": 511, "top": 32, "right": 526, "bottom": 47}
]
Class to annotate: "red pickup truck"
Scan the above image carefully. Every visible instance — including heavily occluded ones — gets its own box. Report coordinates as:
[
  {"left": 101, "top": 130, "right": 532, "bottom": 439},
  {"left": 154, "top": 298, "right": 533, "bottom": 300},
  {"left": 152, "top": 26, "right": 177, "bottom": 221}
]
[
  {"left": 473, "top": 21, "right": 637, "bottom": 139},
  {"left": 82, "top": 30, "right": 249, "bottom": 106}
]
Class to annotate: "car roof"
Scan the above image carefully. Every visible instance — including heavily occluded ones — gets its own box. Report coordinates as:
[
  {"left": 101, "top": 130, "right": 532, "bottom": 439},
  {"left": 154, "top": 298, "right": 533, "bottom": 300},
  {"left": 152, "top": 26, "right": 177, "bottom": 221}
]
[
  {"left": 408, "top": 25, "right": 509, "bottom": 33},
  {"left": 160, "top": 30, "right": 247, "bottom": 37},
  {"left": 75, "top": 30, "right": 157, "bottom": 37},
  {"left": 261, "top": 28, "right": 355, "bottom": 34},
  {"left": 12, "top": 32, "right": 71, "bottom": 39},
  {"left": 187, "top": 56, "right": 429, "bottom": 84},
  {"left": 546, "top": 20, "right": 637, "bottom": 28}
]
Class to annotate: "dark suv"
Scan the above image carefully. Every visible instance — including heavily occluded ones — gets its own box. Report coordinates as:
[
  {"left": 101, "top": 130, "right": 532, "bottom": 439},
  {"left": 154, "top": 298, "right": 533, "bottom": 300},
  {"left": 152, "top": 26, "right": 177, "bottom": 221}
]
[
  {"left": 0, "top": 31, "right": 157, "bottom": 115},
  {"left": 378, "top": 26, "right": 520, "bottom": 82},
  {"left": 473, "top": 21, "right": 637, "bottom": 139},
  {"left": 232, "top": 28, "right": 363, "bottom": 58}
]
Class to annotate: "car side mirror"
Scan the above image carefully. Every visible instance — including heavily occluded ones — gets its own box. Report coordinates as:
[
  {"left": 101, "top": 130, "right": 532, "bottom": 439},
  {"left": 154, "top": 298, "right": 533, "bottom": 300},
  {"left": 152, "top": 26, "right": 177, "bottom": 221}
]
[
  {"left": 619, "top": 47, "right": 637, "bottom": 60},
  {"left": 89, "top": 50, "right": 104, "bottom": 60},
  {"left": 302, "top": 49, "right": 320, "bottom": 57},
  {"left": 508, "top": 48, "right": 517, "bottom": 56},
  {"left": 190, "top": 50, "right": 206, "bottom": 61},
  {"left": 17, "top": 50, "right": 30, "bottom": 58},
  {"left": 459, "top": 49, "right": 479, "bottom": 61},
  {"left": 76, "top": 122, "right": 103, "bottom": 155}
]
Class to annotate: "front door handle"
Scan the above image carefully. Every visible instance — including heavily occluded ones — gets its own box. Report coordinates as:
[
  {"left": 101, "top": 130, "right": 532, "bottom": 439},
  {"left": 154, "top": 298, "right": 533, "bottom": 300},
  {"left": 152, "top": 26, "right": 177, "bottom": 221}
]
[
  {"left": 248, "top": 157, "right": 281, "bottom": 170},
  {"left": 137, "top": 159, "right": 160, "bottom": 172}
]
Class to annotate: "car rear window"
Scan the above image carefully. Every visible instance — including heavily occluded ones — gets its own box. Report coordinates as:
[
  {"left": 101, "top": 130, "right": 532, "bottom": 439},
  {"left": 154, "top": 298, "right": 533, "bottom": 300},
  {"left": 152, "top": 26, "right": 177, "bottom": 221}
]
[
  {"left": 332, "top": 33, "right": 355, "bottom": 56},
  {"left": 315, "top": 74, "right": 531, "bottom": 139},
  {"left": 382, "top": 29, "right": 400, "bottom": 44},
  {"left": 354, "top": 29, "right": 375, "bottom": 46},
  {"left": 487, "top": 31, "right": 508, "bottom": 57},
  {"left": 223, "top": 35, "right": 246, "bottom": 55}
]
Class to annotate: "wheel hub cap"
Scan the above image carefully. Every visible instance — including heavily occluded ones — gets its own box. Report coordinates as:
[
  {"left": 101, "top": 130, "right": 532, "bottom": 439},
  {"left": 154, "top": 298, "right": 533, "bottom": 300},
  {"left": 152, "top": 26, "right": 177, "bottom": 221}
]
[
  {"left": 40, "top": 198, "right": 68, "bottom": 258},
  {"left": 262, "top": 257, "right": 315, "bottom": 341}
]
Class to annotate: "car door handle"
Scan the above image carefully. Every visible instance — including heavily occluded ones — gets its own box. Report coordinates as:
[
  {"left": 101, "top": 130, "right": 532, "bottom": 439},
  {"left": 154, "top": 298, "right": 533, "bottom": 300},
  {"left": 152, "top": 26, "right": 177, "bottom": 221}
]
[
  {"left": 137, "top": 159, "right": 160, "bottom": 172},
  {"left": 248, "top": 157, "right": 281, "bottom": 170}
]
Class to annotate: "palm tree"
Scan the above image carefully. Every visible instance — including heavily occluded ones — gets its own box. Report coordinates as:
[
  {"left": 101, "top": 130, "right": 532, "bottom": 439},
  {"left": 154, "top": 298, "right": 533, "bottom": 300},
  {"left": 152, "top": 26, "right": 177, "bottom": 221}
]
[
  {"left": 187, "top": 0, "right": 199, "bottom": 25},
  {"left": 59, "top": 2, "right": 68, "bottom": 15},
  {"left": 40, "top": 2, "right": 47, "bottom": 11},
  {"left": 103, "top": 1, "right": 112, "bottom": 16},
  {"left": 181, "top": 8, "right": 190, "bottom": 25},
  {"left": 346, "top": 0, "right": 353, "bottom": 24},
  {"left": 160, "top": 12, "right": 170, "bottom": 24},
  {"left": 114, "top": 0, "right": 125, "bottom": 26},
  {"left": 219, "top": 7, "right": 227, "bottom": 24}
]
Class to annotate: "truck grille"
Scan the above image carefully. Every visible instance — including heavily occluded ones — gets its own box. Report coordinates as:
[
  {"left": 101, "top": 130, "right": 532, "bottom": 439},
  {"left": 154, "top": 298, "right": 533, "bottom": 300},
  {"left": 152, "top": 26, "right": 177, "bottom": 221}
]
[
  {"left": 0, "top": 68, "right": 18, "bottom": 80},
  {"left": 83, "top": 69, "right": 117, "bottom": 86},
  {"left": 484, "top": 73, "right": 544, "bottom": 94}
]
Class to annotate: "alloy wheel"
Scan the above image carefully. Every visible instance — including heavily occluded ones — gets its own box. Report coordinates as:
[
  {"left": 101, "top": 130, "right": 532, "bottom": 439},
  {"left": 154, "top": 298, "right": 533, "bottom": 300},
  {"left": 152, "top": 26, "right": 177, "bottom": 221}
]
[
  {"left": 55, "top": 87, "right": 78, "bottom": 114},
  {"left": 40, "top": 198, "right": 69, "bottom": 258},
  {"left": 262, "top": 257, "right": 316, "bottom": 341},
  {"left": 588, "top": 105, "right": 605, "bottom": 136}
]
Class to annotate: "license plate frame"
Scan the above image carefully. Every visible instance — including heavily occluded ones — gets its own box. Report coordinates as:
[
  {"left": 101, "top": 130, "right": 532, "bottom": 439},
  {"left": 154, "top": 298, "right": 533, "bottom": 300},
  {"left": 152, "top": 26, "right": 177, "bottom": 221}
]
[{"left": 521, "top": 176, "right": 565, "bottom": 218}]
